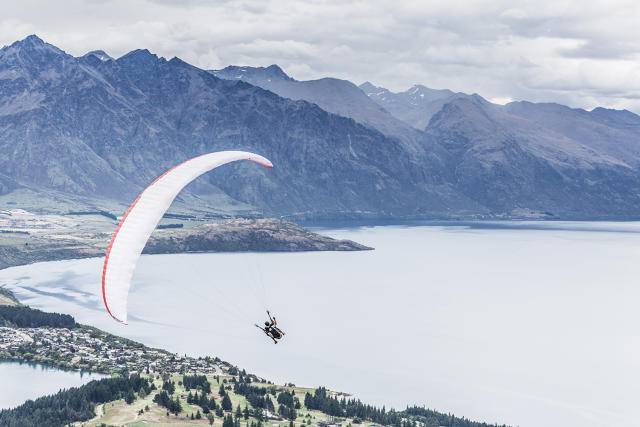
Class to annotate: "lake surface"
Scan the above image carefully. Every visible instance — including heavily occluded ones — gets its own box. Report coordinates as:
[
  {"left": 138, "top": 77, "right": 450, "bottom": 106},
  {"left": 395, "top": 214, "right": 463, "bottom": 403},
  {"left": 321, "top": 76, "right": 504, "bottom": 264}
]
[
  {"left": 0, "top": 361, "right": 104, "bottom": 410},
  {"left": 1, "top": 221, "right": 639, "bottom": 427}
]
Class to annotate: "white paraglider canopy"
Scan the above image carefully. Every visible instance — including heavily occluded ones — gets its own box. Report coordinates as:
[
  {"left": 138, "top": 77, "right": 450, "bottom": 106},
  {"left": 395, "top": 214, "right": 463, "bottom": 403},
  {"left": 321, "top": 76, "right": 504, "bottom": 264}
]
[{"left": 101, "top": 150, "right": 273, "bottom": 324}]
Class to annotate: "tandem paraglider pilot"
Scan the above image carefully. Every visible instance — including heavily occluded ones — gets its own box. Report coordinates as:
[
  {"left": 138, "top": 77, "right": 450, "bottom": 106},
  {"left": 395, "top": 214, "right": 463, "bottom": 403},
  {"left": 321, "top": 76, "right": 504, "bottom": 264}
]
[{"left": 255, "top": 310, "right": 285, "bottom": 344}]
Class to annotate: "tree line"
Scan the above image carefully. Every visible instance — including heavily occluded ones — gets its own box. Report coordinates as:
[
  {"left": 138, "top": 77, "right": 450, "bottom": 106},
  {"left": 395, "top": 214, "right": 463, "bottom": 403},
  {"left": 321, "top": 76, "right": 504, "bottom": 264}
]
[
  {"left": 276, "top": 390, "right": 300, "bottom": 420},
  {"left": 233, "top": 381, "right": 276, "bottom": 413},
  {"left": 187, "top": 390, "right": 217, "bottom": 413},
  {"left": 183, "top": 374, "right": 212, "bottom": 394},
  {"left": 304, "top": 387, "right": 508, "bottom": 427},
  {"left": 153, "top": 390, "right": 182, "bottom": 415},
  {"left": 0, "top": 305, "right": 76, "bottom": 328}
]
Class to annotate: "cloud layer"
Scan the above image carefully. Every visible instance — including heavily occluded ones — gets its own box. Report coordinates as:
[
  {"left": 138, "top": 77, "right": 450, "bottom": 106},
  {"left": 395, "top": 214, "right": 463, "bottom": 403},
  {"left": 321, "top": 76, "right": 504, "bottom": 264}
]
[{"left": 1, "top": 0, "right": 639, "bottom": 112}]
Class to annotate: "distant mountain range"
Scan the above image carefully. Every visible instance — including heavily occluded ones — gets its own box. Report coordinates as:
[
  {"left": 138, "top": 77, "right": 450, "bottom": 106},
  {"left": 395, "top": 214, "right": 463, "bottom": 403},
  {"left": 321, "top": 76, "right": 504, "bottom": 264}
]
[
  {"left": 211, "top": 65, "right": 421, "bottom": 149},
  {"left": 1, "top": 35, "right": 639, "bottom": 219},
  {"left": 359, "top": 81, "right": 461, "bottom": 130}
]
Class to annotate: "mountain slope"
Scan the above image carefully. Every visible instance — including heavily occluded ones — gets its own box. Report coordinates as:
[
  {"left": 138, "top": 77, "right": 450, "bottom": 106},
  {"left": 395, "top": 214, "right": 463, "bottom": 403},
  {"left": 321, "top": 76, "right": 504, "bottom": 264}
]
[
  {"left": 211, "top": 65, "right": 422, "bottom": 148},
  {"left": 0, "top": 36, "right": 465, "bottom": 219},
  {"left": 0, "top": 36, "right": 133, "bottom": 200},
  {"left": 505, "top": 101, "right": 640, "bottom": 168},
  {"left": 424, "top": 95, "right": 640, "bottom": 216}
]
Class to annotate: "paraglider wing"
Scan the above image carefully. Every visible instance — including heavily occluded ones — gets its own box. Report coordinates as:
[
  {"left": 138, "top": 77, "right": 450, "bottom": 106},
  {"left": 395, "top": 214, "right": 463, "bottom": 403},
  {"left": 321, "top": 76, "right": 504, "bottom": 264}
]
[{"left": 101, "top": 150, "right": 273, "bottom": 324}]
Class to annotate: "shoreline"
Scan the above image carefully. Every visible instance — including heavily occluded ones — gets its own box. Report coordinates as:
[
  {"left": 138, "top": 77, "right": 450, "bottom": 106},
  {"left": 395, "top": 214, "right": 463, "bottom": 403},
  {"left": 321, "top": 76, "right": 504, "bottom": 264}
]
[
  {"left": 0, "top": 212, "right": 372, "bottom": 271},
  {"left": 0, "top": 296, "right": 506, "bottom": 427}
]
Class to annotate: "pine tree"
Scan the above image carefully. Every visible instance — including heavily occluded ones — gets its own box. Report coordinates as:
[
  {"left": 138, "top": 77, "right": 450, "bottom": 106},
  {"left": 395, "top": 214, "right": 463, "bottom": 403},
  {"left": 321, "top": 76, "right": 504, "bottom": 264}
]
[
  {"left": 173, "top": 396, "right": 182, "bottom": 415},
  {"left": 223, "top": 414, "right": 235, "bottom": 427},
  {"left": 222, "top": 394, "right": 233, "bottom": 411},
  {"left": 265, "top": 395, "right": 274, "bottom": 412},
  {"left": 254, "top": 408, "right": 264, "bottom": 421}
]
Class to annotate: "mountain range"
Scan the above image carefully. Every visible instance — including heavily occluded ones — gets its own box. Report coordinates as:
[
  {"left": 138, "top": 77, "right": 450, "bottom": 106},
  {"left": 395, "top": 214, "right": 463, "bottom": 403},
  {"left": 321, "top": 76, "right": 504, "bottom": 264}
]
[
  {"left": 211, "top": 65, "right": 422, "bottom": 149},
  {"left": 1, "top": 35, "right": 639, "bottom": 220}
]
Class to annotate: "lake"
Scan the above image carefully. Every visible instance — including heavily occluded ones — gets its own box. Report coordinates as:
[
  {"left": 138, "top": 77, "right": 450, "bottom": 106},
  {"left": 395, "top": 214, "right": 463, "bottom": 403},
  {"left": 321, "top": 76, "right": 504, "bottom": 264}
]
[
  {"left": 0, "top": 361, "right": 104, "bottom": 410},
  {"left": 1, "top": 221, "right": 639, "bottom": 427}
]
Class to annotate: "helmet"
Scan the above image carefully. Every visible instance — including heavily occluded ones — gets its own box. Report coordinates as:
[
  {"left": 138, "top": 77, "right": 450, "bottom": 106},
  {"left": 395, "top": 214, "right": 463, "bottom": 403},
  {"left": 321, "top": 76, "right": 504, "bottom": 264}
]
[{"left": 264, "top": 321, "right": 270, "bottom": 327}]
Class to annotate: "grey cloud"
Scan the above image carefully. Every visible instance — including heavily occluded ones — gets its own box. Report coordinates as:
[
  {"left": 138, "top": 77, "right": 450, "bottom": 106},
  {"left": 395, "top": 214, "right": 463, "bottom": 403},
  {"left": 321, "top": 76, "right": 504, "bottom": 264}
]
[
  {"left": 560, "top": 40, "right": 640, "bottom": 60},
  {"left": 0, "top": 0, "right": 638, "bottom": 113}
]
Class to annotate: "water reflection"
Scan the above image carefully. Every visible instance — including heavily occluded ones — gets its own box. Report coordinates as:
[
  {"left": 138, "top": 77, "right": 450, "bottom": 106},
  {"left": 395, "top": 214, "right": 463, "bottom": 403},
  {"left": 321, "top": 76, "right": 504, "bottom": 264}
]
[{"left": 0, "top": 360, "right": 104, "bottom": 410}]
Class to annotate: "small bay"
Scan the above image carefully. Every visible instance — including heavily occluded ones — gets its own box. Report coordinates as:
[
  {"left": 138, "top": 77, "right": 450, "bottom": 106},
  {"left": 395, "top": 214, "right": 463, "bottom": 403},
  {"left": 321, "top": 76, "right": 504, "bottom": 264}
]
[{"left": 0, "top": 361, "right": 104, "bottom": 410}]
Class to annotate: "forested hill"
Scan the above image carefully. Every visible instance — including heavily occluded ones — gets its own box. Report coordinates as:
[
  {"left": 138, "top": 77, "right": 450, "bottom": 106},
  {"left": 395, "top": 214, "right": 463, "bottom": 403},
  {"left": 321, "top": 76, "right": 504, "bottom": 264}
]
[
  {"left": 0, "top": 305, "right": 75, "bottom": 328},
  {"left": 0, "top": 375, "right": 153, "bottom": 427},
  {"left": 0, "top": 370, "right": 509, "bottom": 427},
  {"left": 0, "top": 302, "right": 509, "bottom": 427}
]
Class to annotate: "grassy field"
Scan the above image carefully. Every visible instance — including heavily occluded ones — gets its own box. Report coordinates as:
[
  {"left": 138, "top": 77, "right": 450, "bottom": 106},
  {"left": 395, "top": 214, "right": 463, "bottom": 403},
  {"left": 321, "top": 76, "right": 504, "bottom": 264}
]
[{"left": 80, "top": 373, "right": 353, "bottom": 427}]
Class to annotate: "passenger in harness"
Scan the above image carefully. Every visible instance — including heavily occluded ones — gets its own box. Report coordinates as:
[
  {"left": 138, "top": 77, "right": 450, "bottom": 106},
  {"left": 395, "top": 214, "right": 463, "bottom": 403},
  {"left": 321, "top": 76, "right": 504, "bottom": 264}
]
[{"left": 256, "top": 310, "right": 285, "bottom": 344}]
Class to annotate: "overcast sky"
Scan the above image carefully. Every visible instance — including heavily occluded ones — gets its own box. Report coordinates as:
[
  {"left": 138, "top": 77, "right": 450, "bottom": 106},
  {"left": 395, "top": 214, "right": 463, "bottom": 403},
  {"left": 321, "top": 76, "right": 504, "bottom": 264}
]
[{"left": 1, "top": 0, "right": 639, "bottom": 112}]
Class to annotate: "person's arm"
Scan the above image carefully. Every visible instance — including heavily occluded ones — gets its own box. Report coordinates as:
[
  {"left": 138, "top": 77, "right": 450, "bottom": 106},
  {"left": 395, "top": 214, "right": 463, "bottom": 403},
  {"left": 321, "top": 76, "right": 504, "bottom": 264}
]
[
  {"left": 267, "top": 310, "right": 274, "bottom": 322},
  {"left": 272, "top": 317, "right": 277, "bottom": 326}
]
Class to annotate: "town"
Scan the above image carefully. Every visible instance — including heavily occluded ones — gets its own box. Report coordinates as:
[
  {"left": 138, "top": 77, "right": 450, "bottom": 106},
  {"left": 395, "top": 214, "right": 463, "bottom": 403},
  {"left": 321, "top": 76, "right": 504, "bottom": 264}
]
[{"left": 0, "top": 324, "right": 230, "bottom": 376}]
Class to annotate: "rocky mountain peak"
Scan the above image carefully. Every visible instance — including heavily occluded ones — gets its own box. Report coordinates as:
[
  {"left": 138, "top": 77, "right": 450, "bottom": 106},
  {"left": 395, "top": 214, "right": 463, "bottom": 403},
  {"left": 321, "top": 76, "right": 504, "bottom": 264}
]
[
  {"left": 82, "top": 50, "right": 113, "bottom": 62},
  {"left": 211, "top": 64, "right": 292, "bottom": 82},
  {"left": 117, "top": 48, "right": 162, "bottom": 67},
  {"left": 408, "top": 84, "right": 427, "bottom": 93},
  {"left": 362, "top": 82, "right": 462, "bottom": 130},
  {"left": 428, "top": 93, "right": 497, "bottom": 133},
  {"left": 12, "top": 34, "right": 46, "bottom": 48},
  {"left": 590, "top": 107, "right": 640, "bottom": 126},
  {"left": 359, "top": 81, "right": 387, "bottom": 96},
  {"left": 406, "top": 85, "right": 455, "bottom": 102},
  {"left": 264, "top": 64, "right": 290, "bottom": 80},
  {"left": 1, "top": 34, "right": 66, "bottom": 61}
]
